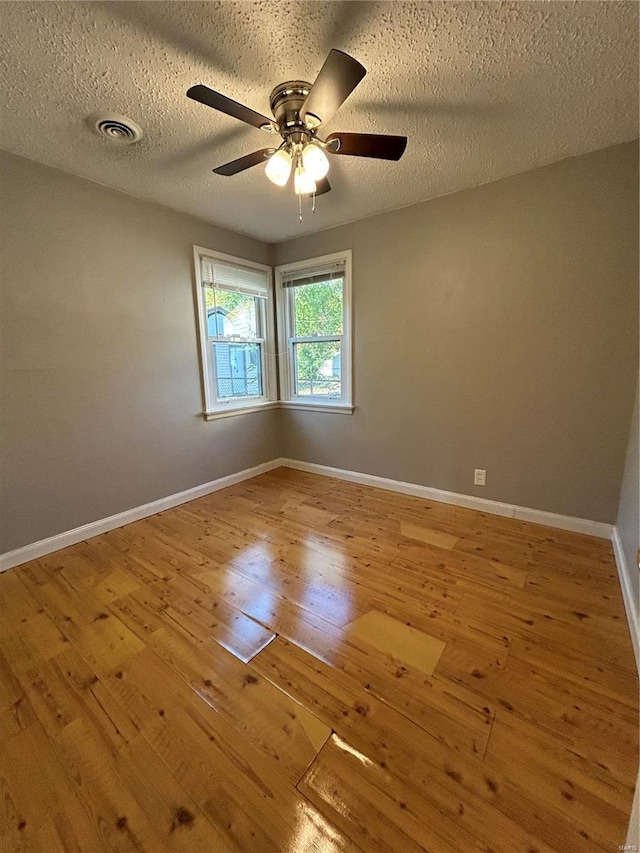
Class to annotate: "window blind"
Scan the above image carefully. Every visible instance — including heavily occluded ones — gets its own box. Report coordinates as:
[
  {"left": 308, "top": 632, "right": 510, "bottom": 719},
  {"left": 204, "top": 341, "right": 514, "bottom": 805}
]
[
  {"left": 201, "top": 256, "right": 269, "bottom": 299},
  {"left": 282, "top": 260, "right": 345, "bottom": 288}
]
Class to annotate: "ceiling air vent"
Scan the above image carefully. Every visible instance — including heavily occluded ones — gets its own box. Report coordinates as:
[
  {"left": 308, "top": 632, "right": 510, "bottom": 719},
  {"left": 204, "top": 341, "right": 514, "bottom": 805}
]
[{"left": 87, "top": 112, "right": 143, "bottom": 144}]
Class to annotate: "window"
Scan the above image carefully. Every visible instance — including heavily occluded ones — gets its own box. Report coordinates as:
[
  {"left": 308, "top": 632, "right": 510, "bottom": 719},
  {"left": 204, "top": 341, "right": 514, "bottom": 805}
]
[
  {"left": 193, "top": 247, "right": 276, "bottom": 419},
  {"left": 276, "top": 251, "right": 352, "bottom": 412}
]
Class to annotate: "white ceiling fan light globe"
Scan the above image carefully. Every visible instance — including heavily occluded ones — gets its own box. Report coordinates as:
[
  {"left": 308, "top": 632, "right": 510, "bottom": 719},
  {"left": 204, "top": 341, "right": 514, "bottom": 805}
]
[
  {"left": 265, "top": 149, "right": 292, "bottom": 186},
  {"left": 301, "top": 143, "right": 330, "bottom": 180},
  {"left": 294, "top": 165, "right": 316, "bottom": 195}
]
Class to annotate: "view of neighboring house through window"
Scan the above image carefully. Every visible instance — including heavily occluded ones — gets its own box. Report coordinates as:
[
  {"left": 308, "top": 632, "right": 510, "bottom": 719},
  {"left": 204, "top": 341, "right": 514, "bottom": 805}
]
[
  {"left": 207, "top": 291, "right": 261, "bottom": 399},
  {"left": 194, "top": 248, "right": 276, "bottom": 417},
  {"left": 276, "top": 251, "right": 352, "bottom": 411}
]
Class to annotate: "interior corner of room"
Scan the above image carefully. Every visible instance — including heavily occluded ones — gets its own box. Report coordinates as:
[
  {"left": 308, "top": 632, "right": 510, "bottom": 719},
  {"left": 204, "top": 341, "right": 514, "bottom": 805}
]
[
  {"left": 0, "top": 2, "right": 638, "bottom": 848},
  {"left": 2, "top": 144, "right": 638, "bottom": 611}
]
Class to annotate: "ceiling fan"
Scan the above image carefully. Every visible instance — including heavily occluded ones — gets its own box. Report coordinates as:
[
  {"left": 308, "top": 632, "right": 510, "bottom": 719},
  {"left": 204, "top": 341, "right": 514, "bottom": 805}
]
[{"left": 187, "top": 49, "right": 407, "bottom": 199}]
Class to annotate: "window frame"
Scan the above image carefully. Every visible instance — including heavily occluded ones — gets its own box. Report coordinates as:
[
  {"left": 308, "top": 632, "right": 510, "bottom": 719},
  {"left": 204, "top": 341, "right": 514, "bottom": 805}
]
[
  {"left": 275, "top": 250, "right": 353, "bottom": 413},
  {"left": 193, "top": 246, "right": 277, "bottom": 420}
]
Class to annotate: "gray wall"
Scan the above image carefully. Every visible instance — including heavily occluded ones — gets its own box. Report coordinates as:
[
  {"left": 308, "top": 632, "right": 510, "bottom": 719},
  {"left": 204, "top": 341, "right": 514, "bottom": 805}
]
[
  {"left": 1, "top": 151, "right": 277, "bottom": 552},
  {"left": 616, "top": 384, "right": 639, "bottom": 621},
  {"left": 274, "top": 142, "right": 639, "bottom": 523}
]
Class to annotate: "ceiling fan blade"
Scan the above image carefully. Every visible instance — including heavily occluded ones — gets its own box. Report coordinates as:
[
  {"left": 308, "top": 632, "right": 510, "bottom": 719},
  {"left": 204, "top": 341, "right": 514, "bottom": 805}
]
[
  {"left": 188, "top": 85, "right": 274, "bottom": 131},
  {"left": 313, "top": 177, "right": 331, "bottom": 196},
  {"left": 213, "top": 149, "right": 276, "bottom": 176},
  {"left": 301, "top": 49, "right": 366, "bottom": 127},
  {"left": 325, "top": 132, "right": 407, "bottom": 161}
]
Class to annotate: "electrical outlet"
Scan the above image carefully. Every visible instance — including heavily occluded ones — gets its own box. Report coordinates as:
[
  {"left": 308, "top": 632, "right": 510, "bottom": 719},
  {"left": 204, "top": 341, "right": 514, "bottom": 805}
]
[{"left": 474, "top": 469, "right": 486, "bottom": 486}]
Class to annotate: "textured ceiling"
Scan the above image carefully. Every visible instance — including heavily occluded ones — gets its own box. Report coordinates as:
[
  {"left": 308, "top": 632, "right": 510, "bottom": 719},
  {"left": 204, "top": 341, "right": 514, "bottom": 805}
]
[{"left": 0, "top": 1, "right": 637, "bottom": 242}]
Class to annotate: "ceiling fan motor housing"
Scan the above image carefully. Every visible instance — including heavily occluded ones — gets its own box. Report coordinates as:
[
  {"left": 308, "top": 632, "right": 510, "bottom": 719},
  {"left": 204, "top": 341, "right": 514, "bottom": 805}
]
[
  {"left": 187, "top": 49, "right": 407, "bottom": 187},
  {"left": 269, "top": 81, "right": 318, "bottom": 137}
]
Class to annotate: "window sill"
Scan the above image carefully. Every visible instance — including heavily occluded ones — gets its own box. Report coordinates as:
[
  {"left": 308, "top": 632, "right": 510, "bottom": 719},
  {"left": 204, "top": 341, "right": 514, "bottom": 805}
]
[
  {"left": 204, "top": 400, "right": 354, "bottom": 420},
  {"left": 279, "top": 401, "right": 354, "bottom": 415},
  {"left": 203, "top": 401, "right": 278, "bottom": 421}
]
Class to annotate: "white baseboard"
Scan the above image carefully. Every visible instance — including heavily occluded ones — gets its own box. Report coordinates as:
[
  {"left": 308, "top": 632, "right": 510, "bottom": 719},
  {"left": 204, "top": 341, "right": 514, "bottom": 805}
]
[
  {"left": 612, "top": 528, "right": 640, "bottom": 673},
  {"left": 626, "top": 773, "right": 640, "bottom": 850},
  {"left": 279, "top": 458, "right": 614, "bottom": 539},
  {"left": 0, "top": 459, "right": 282, "bottom": 573},
  {"left": 0, "top": 456, "right": 616, "bottom": 578}
]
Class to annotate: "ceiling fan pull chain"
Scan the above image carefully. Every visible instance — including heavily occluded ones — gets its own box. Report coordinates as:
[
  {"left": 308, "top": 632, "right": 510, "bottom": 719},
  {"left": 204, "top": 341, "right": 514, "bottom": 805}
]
[
  {"left": 311, "top": 192, "right": 317, "bottom": 214},
  {"left": 298, "top": 193, "right": 303, "bottom": 224}
]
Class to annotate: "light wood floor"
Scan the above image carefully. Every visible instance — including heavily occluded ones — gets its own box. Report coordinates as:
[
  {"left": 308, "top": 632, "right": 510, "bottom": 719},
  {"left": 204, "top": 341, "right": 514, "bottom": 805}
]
[{"left": 0, "top": 468, "right": 637, "bottom": 852}]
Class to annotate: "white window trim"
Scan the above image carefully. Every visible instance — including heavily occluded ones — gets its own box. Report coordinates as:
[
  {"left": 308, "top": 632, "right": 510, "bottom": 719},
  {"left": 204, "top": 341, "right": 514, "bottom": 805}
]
[
  {"left": 275, "top": 250, "right": 353, "bottom": 412},
  {"left": 193, "top": 246, "right": 277, "bottom": 419}
]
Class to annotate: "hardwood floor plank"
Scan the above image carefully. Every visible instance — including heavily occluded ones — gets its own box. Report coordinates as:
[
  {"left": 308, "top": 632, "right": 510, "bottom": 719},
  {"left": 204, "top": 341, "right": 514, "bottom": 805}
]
[
  {"left": 141, "top": 573, "right": 276, "bottom": 662},
  {"left": 451, "top": 594, "right": 637, "bottom": 706},
  {"left": 99, "top": 647, "right": 359, "bottom": 851},
  {"left": 6, "top": 805, "right": 109, "bottom": 853},
  {"left": 524, "top": 568, "right": 629, "bottom": 618},
  {"left": 511, "top": 633, "right": 638, "bottom": 708},
  {"left": 252, "top": 637, "right": 615, "bottom": 852},
  {"left": 109, "top": 576, "right": 276, "bottom": 664},
  {"left": 31, "top": 542, "right": 135, "bottom": 605},
  {"left": 457, "top": 589, "right": 634, "bottom": 660},
  {"left": 400, "top": 520, "right": 459, "bottom": 550},
  {"left": 0, "top": 571, "right": 71, "bottom": 667},
  {"left": 16, "top": 573, "right": 145, "bottom": 677},
  {"left": 0, "top": 649, "right": 37, "bottom": 741},
  {"left": 392, "top": 547, "right": 529, "bottom": 594},
  {"left": 432, "top": 631, "right": 509, "bottom": 689},
  {"left": 103, "top": 632, "right": 331, "bottom": 787},
  {"left": 454, "top": 530, "right": 538, "bottom": 571},
  {"left": 226, "top": 541, "right": 462, "bottom": 625},
  {"left": 113, "top": 732, "right": 236, "bottom": 852},
  {"left": 434, "top": 652, "right": 638, "bottom": 793},
  {"left": 89, "top": 532, "right": 176, "bottom": 586},
  {"left": 0, "top": 722, "right": 109, "bottom": 852},
  {"left": 198, "top": 557, "right": 365, "bottom": 629},
  {"left": 54, "top": 715, "right": 178, "bottom": 851},
  {"left": 485, "top": 711, "right": 632, "bottom": 848},
  {"left": 245, "top": 595, "right": 497, "bottom": 758},
  {"left": 300, "top": 733, "right": 477, "bottom": 853},
  {"left": 280, "top": 497, "right": 339, "bottom": 528},
  {"left": 0, "top": 723, "right": 61, "bottom": 837},
  {"left": 252, "top": 634, "right": 494, "bottom": 770}
]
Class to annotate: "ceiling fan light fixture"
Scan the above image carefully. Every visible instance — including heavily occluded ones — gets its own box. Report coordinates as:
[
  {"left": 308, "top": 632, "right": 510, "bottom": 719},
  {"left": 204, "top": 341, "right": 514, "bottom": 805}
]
[
  {"left": 301, "top": 142, "right": 330, "bottom": 181},
  {"left": 188, "top": 49, "right": 407, "bottom": 208},
  {"left": 294, "top": 164, "right": 316, "bottom": 196},
  {"left": 265, "top": 148, "right": 292, "bottom": 186}
]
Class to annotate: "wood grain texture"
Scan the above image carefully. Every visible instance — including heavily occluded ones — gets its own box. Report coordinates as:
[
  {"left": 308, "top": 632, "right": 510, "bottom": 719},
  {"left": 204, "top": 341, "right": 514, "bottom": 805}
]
[{"left": 0, "top": 467, "right": 637, "bottom": 851}]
